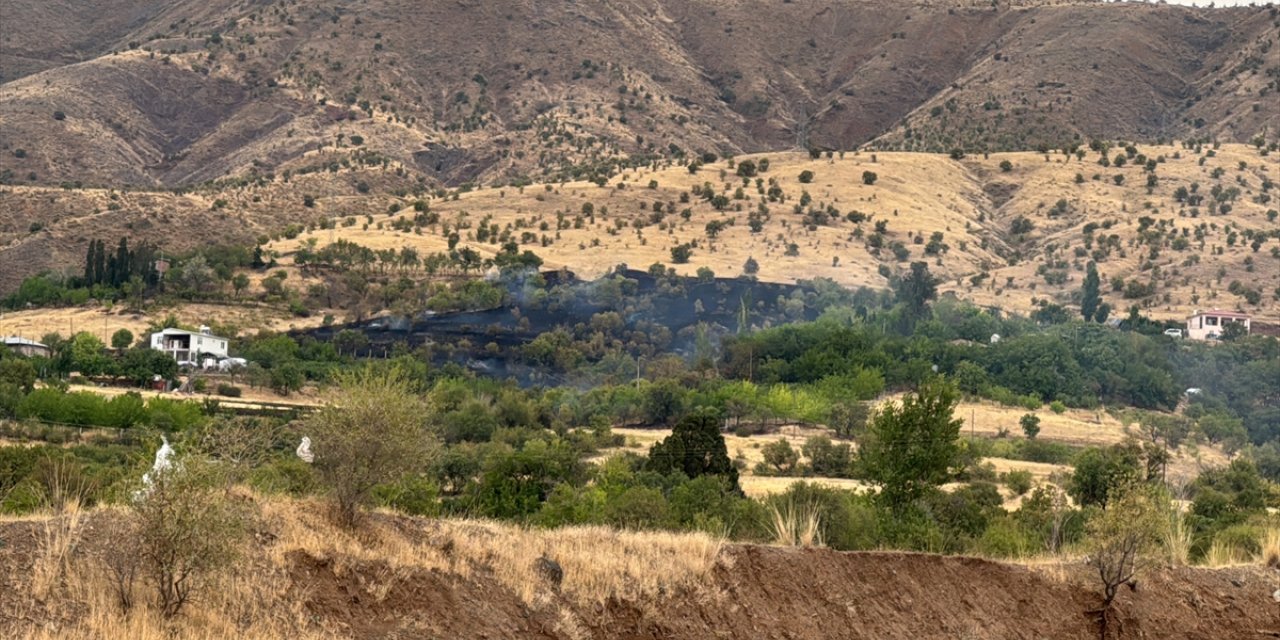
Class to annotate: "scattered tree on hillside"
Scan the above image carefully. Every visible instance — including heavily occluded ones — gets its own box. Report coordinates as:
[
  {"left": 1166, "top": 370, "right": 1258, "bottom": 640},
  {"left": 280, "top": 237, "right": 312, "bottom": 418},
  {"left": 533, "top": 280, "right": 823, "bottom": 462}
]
[
  {"left": 671, "top": 243, "right": 694, "bottom": 264},
  {"left": 894, "top": 261, "right": 939, "bottom": 332},
  {"left": 1021, "top": 413, "right": 1041, "bottom": 440},
  {"left": 1068, "top": 442, "right": 1144, "bottom": 508},
  {"left": 862, "top": 170, "right": 878, "bottom": 185},
  {"left": 111, "top": 329, "right": 134, "bottom": 350},
  {"left": 1081, "top": 262, "right": 1102, "bottom": 322},
  {"left": 860, "top": 378, "right": 963, "bottom": 511}
]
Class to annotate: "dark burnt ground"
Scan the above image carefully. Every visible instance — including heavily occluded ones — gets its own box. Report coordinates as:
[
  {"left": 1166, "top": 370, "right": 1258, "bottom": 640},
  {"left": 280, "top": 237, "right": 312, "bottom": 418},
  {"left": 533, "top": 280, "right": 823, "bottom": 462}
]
[{"left": 293, "top": 270, "right": 846, "bottom": 383}]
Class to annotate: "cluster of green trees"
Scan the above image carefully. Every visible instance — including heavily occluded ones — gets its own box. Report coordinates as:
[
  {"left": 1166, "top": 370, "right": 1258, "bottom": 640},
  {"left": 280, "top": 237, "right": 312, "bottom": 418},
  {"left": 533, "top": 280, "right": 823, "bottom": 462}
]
[
  {"left": 8, "top": 388, "right": 205, "bottom": 430},
  {"left": 2, "top": 239, "right": 271, "bottom": 310}
]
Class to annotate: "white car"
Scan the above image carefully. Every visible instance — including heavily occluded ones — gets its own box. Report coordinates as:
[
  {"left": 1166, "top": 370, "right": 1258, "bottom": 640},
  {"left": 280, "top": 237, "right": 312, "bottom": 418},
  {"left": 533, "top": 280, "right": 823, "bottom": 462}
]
[{"left": 1163, "top": 328, "right": 1183, "bottom": 338}]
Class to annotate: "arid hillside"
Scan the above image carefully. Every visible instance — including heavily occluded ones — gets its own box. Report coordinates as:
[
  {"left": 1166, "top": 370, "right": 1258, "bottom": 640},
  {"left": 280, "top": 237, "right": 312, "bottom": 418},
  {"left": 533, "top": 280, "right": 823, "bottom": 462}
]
[
  {"left": 2, "top": 499, "right": 1277, "bottom": 639},
  {"left": 0, "top": 0, "right": 1277, "bottom": 189},
  {"left": 3, "top": 143, "right": 1277, "bottom": 324},
  {"left": 265, "top": 142, "right": 1278, "bottom": 324}
]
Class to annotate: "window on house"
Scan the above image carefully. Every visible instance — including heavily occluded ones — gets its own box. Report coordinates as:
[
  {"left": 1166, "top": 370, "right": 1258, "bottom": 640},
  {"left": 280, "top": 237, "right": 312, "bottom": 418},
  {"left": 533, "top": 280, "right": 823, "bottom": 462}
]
[{"left": 1205, "top": 316, "right": 1218, "bottom": 326}]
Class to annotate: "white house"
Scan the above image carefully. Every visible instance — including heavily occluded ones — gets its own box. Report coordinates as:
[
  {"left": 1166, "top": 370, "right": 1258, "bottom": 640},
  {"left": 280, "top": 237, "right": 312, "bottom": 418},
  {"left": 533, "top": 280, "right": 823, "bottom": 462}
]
[
  {"left": 150, "top": 326, "right": 229, "bottom": 363},
  {"left": 1185, "top": 310, "right": 1251, "bottom": 341}
]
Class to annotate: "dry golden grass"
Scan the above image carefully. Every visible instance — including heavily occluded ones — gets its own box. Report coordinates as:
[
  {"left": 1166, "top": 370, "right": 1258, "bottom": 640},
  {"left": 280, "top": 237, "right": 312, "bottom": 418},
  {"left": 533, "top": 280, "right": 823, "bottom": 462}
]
[
  {"left": 766, "top": 501, "right": 824, "bottom": 548},
  {"left": 267, "top": 144, "right": 1279, "bottom": 324},
  {"left": 30, "top": 501, "right": 85, "bottom": 601},
  {"left": 0, "top": 302, "right": 327, "bottom": 345},
  {"left": 1261, "top": 528, "right": 1280, "bottom": 569},
  {"left": 739, "top": 476, "right": 870, "bottom": 499},
  {"left": 981, "top": 457, "right": 1070, "bottom": 482},
  {"left": 5, "top": 494, "right": 730, "bottom": 639},
  {"left": 1203, "top": 539, "right": 1255, "bottom": 568},
  {"left": 940, "top": 398, "right": 1127, "bottom": 446}
]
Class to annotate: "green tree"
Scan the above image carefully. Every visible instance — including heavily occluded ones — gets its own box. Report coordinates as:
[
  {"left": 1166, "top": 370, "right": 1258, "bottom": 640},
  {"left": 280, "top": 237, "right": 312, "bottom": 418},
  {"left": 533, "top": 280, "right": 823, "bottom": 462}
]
[
  {"left": 670, "top": 243, "right": 693, "bottom": 264},
  {"left": 118, "top": 348, "right": 178, "bottom": 386},
  {"left": 1095, "top": 302, "right": 1112, "bottom": 324},
  {"left": 0, "top": 357, "right": 37, "bottom": 393},
  {"left": 860, "top": 379, "right": 963, "bottom": 510},
  {"left": 894, "top": 261, "right": 939, "bottom": 332},
  {"left": 647, "top": 410, "right": 739, "bottom": 491},
  {"left": 1020, "top": 413, "right": 1041, "bottom": 439},
  {"left": 111, "top": 328, "right": 135, "bottom": 350},
  {"left": 798, "top": 170, "right": 814, "bottom": 184},
  {"left": 761, "top": 439, "right": 800, "bottom": 475},
  {"left": 1081, "top": 262, "right": 1102, "bottom": 322},
  {"left": 803, "top": 436, "right": 853, "bottom": 477},
  {"left": 305, "top": 367, "right": 437, "bottom": 527},
  {"left": 862, "top": 171, "right": 878, "bottom": 185},
  {"left": 1068, "top": 443, "right": 1143, "bottom": 508},
  {"left": 231, "top": 273, "right": 250, "bottom": 298},
  {"left": 69, "top": 332, "right": 110, "bottom": 376},
  {"left": 269, "top": 362, "right": 305, "bottom": 396}
]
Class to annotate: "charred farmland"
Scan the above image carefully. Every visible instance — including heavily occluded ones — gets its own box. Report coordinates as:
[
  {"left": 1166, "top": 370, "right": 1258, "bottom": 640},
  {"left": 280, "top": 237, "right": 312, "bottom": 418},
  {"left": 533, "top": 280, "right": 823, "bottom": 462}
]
[{"left": 293, "top": 269, "right": 855, "bottom": 384}]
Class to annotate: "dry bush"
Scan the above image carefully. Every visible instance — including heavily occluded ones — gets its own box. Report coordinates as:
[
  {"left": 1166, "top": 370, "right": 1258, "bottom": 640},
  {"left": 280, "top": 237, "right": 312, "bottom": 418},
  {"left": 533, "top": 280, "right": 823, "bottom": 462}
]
[
  {"left": 1203, "top": 539, "right": 1253, "bottom": 568},
  {"left": 15, "top": 492, "right": 728, "bottom": 638},
  {"left": 124, "top": 455, "right": 252, "bottom": 618},
  {"left": 1085, "top": 483, "right": 1164, "bottom": 639},
  {"left": 30, "top": 457, "right": 96, "bottom": 601},
  {"left": 766, "top": 500, "right": 824, "bottom": 547},
  {"left": 31, "top": 501, "right": 86, "bottom": 601},
  {"left": 1261, "top": 527, "right": 1280, "bottom": 569},
  {"left": 1158, "top": 489, "right": 1192, "bottom": 567}
]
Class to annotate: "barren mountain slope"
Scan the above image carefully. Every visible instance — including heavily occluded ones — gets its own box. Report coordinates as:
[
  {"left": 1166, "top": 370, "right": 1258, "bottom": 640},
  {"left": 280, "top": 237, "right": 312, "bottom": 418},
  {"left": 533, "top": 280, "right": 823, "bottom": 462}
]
[{"left": 1, "top": 0, "right": 1277, "bottom": 189}]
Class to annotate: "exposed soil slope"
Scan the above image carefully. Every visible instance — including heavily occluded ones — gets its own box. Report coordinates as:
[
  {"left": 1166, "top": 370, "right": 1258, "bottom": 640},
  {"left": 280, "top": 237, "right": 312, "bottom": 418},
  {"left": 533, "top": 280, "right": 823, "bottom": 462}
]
[{"left": 1, "top": 503, "right": 1277, "bottom": 639}]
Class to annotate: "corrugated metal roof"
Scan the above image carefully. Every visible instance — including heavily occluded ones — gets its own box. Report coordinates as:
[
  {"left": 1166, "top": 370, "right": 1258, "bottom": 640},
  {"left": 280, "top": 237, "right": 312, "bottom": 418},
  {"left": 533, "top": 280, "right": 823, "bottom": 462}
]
[{"left": 2, "top": 336, "right": 48, "bottom": 348}]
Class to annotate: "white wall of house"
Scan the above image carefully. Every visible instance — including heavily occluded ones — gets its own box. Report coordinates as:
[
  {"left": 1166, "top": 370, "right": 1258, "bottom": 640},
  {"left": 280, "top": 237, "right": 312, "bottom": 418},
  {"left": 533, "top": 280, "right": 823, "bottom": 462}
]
[
  {"left": 150, "top": 328, "right": 229, "bottom": 361},
  {"left": 1185, "top": 312, "right": 1251, "bottom": 341}
]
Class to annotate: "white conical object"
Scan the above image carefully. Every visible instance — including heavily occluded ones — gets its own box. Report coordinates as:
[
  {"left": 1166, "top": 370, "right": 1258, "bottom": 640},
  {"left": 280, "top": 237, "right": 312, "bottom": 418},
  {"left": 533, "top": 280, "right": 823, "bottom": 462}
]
[
  {"left": 296, "top": 436, "right": 314, "bottom": 464},
  {"left": 137, "top": 435, "right": 175, "bottom": 499}
]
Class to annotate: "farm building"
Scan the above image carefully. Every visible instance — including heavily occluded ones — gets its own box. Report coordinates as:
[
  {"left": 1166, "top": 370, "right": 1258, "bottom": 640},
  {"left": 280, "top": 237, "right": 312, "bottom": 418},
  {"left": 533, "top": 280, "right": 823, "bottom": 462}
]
[
  {"left": 1185, "top": 310, "right": 1250, "bottom": 341},
  {"left": 1, "top": 336, "right": 51, "bottom": 358},
  {"left": 150, "top": 326, "right": 229, "bottom": 364}
]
